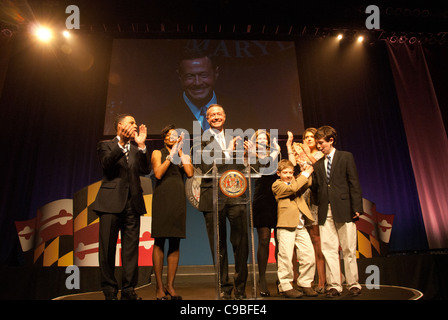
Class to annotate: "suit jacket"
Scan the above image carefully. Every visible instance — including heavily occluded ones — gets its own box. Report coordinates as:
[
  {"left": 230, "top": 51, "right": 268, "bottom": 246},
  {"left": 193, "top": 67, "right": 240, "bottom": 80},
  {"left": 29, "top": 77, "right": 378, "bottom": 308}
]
[
  {"left": 272, "top": 175, "right": 313, "bottom": 228},
  {"left": 312, "top": 150, "right": 363, "bottom": 225},
  {"left": 92, "top": 137, "right": 151, "bottom": 215},
  {"left": 196, "top": 129, "right": 246, "bottom": 212}
]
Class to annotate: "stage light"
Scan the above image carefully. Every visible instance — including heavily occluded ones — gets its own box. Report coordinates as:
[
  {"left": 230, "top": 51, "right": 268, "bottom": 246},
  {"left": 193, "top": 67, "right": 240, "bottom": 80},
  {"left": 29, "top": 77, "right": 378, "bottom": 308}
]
[
  {"left": 337, "top": 34, "right": 343, "bottom": 40},
  {"left": 389, "top": 35, "right": 398, "bottom": 43},
  {"left": 34, "top": 26, "right": 53, "bottom": 42},
  {"left": 62, "top": 30, "right": 70, "bottom": 38},
  {"left": 357, "top": 36, "right": 364, "bottom": 43}
]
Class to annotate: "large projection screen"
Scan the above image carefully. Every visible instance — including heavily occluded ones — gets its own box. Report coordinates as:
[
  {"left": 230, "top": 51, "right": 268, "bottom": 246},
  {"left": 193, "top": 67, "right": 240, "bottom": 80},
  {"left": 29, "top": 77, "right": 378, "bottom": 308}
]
[{"left": 104, "top": 39, "right": 304, "bottom": 137}]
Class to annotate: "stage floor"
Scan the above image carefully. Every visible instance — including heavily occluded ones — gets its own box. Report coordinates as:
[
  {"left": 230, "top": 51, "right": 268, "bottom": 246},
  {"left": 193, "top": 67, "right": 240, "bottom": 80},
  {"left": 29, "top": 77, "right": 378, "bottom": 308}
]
[{"left": 54, "top": 264, "right": 423, "bottom": 301}]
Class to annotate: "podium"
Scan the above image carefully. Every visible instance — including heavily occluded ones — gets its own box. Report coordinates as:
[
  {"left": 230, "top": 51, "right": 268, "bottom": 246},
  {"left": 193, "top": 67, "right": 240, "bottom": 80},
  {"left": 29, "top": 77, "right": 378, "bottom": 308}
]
[{"left": 194, "top": 150, "right": 261, "bottom": 299}]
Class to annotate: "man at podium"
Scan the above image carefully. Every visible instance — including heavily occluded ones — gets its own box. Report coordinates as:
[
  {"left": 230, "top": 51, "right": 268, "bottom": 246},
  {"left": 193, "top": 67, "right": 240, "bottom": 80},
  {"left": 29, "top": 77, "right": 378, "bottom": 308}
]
[{"left": 197, "top": 104, "right": 249, "bottom": 300}]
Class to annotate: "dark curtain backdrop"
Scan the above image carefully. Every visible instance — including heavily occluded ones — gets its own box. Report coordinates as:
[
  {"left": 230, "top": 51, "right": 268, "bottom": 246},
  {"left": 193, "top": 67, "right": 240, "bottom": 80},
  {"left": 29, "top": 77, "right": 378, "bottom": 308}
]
[
  {"left": 387, "top": 43, "right": 448, "bottom": 249},
  {"left": 424, "top": 45, "right": 448, "bottom": 136},
  {"left": 296, "top": 38, "right": 429, "bottom": 252},
  {"left": 1, "top": 35, "right": 446, "bottom": 265},
  {"left": 0, "top": 36, "right": 13, "bottom": 98},
  {"left": 0, "top": 36, "right": 112, "bottom": 264}
]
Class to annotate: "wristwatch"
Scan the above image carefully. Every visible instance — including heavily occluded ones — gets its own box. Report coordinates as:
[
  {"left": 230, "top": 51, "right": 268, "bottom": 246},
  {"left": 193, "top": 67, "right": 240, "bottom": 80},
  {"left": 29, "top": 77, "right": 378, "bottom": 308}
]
[{"left": 166, "top": 155, "right": 173, "bottom": 162}]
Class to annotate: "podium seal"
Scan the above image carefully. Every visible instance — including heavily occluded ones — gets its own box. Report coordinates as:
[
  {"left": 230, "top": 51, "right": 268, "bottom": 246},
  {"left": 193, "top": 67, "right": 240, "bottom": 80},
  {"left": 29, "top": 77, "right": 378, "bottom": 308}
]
[
  {"left": 185, "top": 176, "right": 201, "bottom": 209},
  {"left": 219, "top": 170, "right": 247, "bottom": 198}
]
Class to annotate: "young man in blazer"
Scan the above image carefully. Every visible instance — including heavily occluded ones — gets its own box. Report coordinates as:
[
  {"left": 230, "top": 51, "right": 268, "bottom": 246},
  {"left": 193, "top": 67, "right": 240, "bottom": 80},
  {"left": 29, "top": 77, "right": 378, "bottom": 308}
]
[
  {"left": 312, "top": 126, "right": 363, "bottom": 297},
  {"left": 92, "top": 114, "right": 151, "bottom": 300},
  {"left": 272, "top": 159, "right": 317, "bottom": 298}
]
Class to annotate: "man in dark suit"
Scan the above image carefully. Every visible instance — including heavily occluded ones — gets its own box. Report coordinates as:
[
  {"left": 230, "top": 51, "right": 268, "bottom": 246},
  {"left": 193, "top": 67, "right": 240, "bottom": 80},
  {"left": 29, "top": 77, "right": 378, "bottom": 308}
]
[
  {"left": 92, "top": 114, "right": 151, "bottom": 300},
  {"left": 196, "top": 104, "right": 249, "bottom": 300},
  {"left": 312, "top": 126, "right": 363, "bottom": 298}
]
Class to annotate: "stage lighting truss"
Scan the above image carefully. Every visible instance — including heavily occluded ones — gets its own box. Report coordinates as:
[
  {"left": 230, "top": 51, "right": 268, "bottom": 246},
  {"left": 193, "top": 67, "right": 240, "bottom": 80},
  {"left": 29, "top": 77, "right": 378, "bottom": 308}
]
[
  {"left": 4, "top": 17, "right": 446, "bottom": 47},
  {"left": 386, "top": 31, "right": 447, "bottom": 45}
]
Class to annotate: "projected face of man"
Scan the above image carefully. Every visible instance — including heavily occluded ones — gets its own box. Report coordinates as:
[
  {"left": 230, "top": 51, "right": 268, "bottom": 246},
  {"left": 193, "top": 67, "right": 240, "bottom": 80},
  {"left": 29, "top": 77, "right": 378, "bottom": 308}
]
[{"left": 178, "top": 56, "right": 219, "bottom": 107}]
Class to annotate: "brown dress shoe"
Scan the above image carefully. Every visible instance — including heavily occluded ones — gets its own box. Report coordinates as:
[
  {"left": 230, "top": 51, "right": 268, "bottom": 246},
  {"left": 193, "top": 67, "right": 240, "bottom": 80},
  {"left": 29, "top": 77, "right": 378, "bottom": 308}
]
[
  {"left": 326, "top": 288, "right": 341, "bottom": 298},
  {"left": 280, "top": 289, "right": 303, "bottom": 299},
  {"left": 349, "top": 287, "right": 362, "bottom": 296},
  {"left": 301, "top": 287, "right": 318, "bottom": 297}
]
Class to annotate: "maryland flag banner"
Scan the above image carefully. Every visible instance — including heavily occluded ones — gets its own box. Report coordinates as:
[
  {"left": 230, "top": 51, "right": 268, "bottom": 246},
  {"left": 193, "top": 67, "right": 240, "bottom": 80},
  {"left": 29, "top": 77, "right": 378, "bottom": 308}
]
[
  {"left": 15, "top": 177, "right": 155, "bottom": 267},
  {"left": 356, "top": 198, "right": 395, "bottom": 258},
  {"left": 73, "top": 181, "right": 101, "bottom": 266},
  {"left": 15, "top": 199, "right": 74, "bottom": 266},
  {"left": 265, "top": 198, "right": 395, "bottom": 263}
]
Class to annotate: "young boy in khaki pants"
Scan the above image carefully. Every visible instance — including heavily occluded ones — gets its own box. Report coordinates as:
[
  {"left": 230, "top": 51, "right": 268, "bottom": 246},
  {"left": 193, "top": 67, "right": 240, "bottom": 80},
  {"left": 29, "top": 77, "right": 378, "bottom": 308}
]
[{"left": 272, "top": 159, "right": 318, "bottom": 298}]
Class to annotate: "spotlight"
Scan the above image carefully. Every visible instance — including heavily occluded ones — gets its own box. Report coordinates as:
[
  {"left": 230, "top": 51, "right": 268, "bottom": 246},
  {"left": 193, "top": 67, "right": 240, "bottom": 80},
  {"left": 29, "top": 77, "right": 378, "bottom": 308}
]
[
  {"left": 33, "top": 26, "right": 53, "bottom": 42},
  {"left": 1, "top": 28, "right": 13, "bottom": 38},
  {"left": 357, "top": 36, "right": 364, "bottom": 43},
  {"left": 409, "top": 37, "right": 418, "bottom": 44},
  {"left": 337, "top": 34, "right": 343, "bottom": 40},
  {"left": 62, "top": 30, "right": 70, "bottom": 38},
  {"left": 421, "top": 10, "right": 430, "bottom": 18}
]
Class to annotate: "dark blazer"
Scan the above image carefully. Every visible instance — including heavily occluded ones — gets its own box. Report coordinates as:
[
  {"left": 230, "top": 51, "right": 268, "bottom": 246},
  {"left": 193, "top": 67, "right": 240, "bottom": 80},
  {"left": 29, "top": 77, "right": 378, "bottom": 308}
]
[
  {"left": 196, "top": 129, "right": 246, "bottom": 212},
  {"left": 92, "top": 137, "right": 151, "bottom": 215},
  {"left": 312, "top": 150, "right": 363, "bottom": 225}
]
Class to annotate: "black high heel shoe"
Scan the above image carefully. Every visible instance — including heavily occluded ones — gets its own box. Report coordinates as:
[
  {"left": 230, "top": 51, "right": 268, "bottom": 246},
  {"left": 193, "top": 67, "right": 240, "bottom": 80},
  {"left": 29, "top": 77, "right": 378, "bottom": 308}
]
[
  {"left": 259, "top": 290, "right": 271, "bottom": 297},
  {"left": 259, "top": 282, "right": 271, "bottom": 297},
  {"left": 165, "top": 288, "right": 182, "bottom": 300},
  {"left": 156, "top": 290, "right": 168, "bottom": 300}
]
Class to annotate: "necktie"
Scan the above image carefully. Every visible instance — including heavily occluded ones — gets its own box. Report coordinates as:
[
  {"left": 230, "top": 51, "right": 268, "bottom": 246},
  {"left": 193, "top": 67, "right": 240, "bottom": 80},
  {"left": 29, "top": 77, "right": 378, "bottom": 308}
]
[
  {"left": 326, "top": 155, "right": 331, "bottom": 183},
  {"left": 200, "top": 106, "right": 210, "bottom": 130},
  {"left": 124, "top": 144, "right": 130, "bottom": 162},
  {"left": 216, "top": 133, "right": 225, "bottom": 150}
]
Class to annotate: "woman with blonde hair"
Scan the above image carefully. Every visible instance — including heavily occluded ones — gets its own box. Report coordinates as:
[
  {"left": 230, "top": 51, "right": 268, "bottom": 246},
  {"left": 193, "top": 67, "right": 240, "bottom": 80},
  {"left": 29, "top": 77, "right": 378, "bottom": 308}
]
[{"left": 293, "top": 128, "right": 326, "bottom": 294}]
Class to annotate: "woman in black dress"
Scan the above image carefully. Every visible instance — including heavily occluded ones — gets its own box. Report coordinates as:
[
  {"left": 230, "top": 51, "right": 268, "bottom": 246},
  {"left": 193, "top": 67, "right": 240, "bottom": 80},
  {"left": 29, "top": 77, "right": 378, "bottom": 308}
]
[
  {"left": 250, "top": 130, "right": 280, "bottom": 297},
  {"left": 151, "top": 125, "right": 194, "bottom": 300}
]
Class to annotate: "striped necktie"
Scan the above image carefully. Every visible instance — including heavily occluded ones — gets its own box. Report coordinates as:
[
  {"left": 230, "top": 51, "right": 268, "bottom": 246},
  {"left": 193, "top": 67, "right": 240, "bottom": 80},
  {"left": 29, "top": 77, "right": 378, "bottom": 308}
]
[
  {"left": 326, "top": 155, "right": 332, "bottom": 183},
  {"left": 125, "top": 144, "right": 130, "bottom": 162}
]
